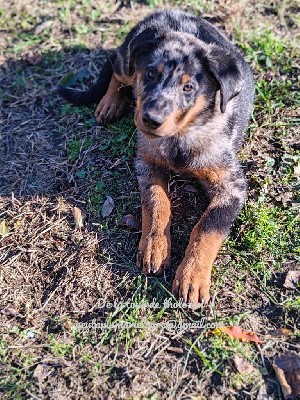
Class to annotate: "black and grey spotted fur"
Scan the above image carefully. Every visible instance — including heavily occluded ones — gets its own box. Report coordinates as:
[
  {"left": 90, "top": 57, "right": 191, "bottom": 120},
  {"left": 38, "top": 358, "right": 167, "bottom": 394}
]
[{"left": 59, "top": 10, "right": 255, "bottom": 305}]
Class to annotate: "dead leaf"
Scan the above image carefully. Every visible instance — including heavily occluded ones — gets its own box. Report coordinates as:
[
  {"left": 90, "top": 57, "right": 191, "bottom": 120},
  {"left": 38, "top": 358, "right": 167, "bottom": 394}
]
[
  {"left": 273, "top": 354, "right": 300, "bottom": 399},
  {"left": 0, "top": 220, "right": 9, "bottom": 236},
  {"left": 118, "top": 214, "right": 141, "bottom": 230},
  {"left": 25, "top": 52, "right": 43, "bottom": 65},
  {"left": 27, "top": 331, "right": 35, "bottom": 339},
  {"left": 101, "top": 196, "right": 115, "bottom": 218},
  {"left": 72, "top": 206, "right": 85, "bottom": 228},
  {"left": 32, "top": 357, "right": 71, "bottom": 383},
  {"left": 2, "top": 307, "right": 19, "bottom": 317},
  {"left": 208, "top": 325, "right": 263, "bottom": 344},
  {"left": 230, "top": 355, "right": 255, "bottom": 374},
  {"left": 34, "top": 20, "right": 53, "bottom": 34},
  {"left": 167, "top": 346, "right": 184, "bottom": 355},
  {"left": 267, "top": 328, "right": 292, "bottom": 338},
  {"left": 263, "top": 70, "right": 274, "bottom": 82},
  {"left": 294, "top": 164, "right": 300, "bottom": 178},
  {"left": 33, "top": 364, "right": 46, "bottom": 383},
  {"left": 54, "top": 239, "right": 65, "bottom": 251},
  {"left": 257, "top": 384, "right": 268, "bottom": 400},
  {"left": 62, "top": 320, "right": 72, "bottom": 331},
  {"left": 284, "top": 271, "right": 300, "bottom": 290}
]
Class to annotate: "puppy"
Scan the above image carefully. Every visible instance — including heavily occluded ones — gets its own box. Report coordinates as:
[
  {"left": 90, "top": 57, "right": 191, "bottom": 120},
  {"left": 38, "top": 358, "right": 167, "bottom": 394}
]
[{"left": 59, "top": 10, "right": 254, "bottom": 308}]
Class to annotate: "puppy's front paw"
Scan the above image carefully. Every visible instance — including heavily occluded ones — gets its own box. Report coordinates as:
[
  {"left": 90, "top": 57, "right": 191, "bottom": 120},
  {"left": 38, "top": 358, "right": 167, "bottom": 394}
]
[
  {"left": 137, "top": 233, "right": 171, "bottom": 276},
  {"left": 94, "top": 93, "right": 125, "bottom": 125},
  {"left": 172, "top": 260, "right": 211, "bottom": 309}
]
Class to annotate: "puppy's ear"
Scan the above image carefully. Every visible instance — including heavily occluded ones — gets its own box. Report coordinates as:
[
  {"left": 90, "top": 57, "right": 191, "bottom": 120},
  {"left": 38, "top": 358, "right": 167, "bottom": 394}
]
[
  {"left": 206, "top": 46, "right": 243, "bottom": 113},
  {"left": 127, "top": 27, "right": 160, "bottom": 74}
]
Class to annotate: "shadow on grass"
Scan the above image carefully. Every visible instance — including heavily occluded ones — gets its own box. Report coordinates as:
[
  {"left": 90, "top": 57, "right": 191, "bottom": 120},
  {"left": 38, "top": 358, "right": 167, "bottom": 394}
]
[{"left": 0, "top": 44, "right": 210, "bottom": 322}]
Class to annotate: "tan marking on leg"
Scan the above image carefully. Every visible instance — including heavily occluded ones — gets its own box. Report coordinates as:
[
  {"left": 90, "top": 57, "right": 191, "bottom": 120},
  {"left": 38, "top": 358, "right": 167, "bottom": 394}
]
[
  {"left": 114, "top": 73, "right": 133, "bottom": 86},
  {"left": 172, "top": 230, "right": 224, "bottom": 308},
  {"left": 137, "top": 172, "right": 171, "bottom": 276},
  {"left": 157, "top": 63, "right": 164, "bottom": 74},
  {"left": 94, "top": 73, "right": 128, "bottom": 124}
]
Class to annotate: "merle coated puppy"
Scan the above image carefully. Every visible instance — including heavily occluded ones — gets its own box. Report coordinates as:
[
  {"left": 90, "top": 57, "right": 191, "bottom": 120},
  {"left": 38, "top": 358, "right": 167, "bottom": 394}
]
[{"left": 59, "top": 10, "right": 254, "bottom": 308}]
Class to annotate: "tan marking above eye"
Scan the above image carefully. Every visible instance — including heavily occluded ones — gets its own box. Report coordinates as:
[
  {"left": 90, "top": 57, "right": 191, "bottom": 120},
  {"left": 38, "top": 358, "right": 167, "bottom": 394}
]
[
  {"left": 181, "top": 74, "right": 191, "bottom": 84},
  {"left": 157, "top": 63, "right": 164, "bottom": 74}
]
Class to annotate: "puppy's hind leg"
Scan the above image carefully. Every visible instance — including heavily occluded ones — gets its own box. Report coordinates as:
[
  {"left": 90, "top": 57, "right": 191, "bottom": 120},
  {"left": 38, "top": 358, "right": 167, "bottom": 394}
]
[{"left": 94, "top": 73, "right": 132, "bottom": 126}]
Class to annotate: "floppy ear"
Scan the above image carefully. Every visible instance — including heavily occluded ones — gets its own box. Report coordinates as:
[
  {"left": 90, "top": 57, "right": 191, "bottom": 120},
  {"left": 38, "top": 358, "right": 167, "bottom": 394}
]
[
  {"left": 127, "top": 27, "right": 160, "bottom": 75},
  {"left": 206, "top": 46, "right": 243, "bottom": 113}
]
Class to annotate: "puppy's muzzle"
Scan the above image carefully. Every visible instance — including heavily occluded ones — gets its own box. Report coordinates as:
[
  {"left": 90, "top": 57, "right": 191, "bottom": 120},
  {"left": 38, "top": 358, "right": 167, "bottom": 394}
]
[{"left": 142, "top": 109, "right": 164, "bottom": 130}]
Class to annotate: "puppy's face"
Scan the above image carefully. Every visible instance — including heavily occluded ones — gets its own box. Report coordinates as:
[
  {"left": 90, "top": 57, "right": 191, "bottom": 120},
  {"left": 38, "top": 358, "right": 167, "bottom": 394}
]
[{"left": 133, "top": 37, "right": 218, "bottom": 138}]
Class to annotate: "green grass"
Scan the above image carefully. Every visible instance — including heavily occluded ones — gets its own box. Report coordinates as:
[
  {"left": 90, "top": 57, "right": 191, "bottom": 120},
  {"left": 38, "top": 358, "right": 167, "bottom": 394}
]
[
  {"left": 48, "top": 336, "right": 74, "bottom": 357},
  {"left": 255, "top": 78, "right": 299, "bottom": 114},
  {"left": 283, "top": 297, "right": 300, "bottom": 312},
  {"left": 115, "top": 23, "right": 136, "bottom": 44},
  {"left": 106, "top": 117, "right": 137, "bottom": 157},
  {"left": 67, "top": 137, "right": 94, "bottom": 161},
  {"left": 0, "top": 335, "right": 35, "bottom": 399},
  {"left": 88, "top": 181, "right": 106, "bottom": 213},
  {"left": 236, "top": 27, "right": 296, "bottom": 74},
  {"left": 65, "top": 116, "right": 136, "bottom": 161},
  {"left": 239, "top": 203, "right": 298, "bottom": 258},
  {"left": 235, "top": 27, "right": 300, "bottom": 120},
  {"left": 65, "top": 116, "right": 137, "bottom": 216},
  {"left": 98, "top": 276, "right": 150, "bottom": 348},
  {"left": 185, "top": 334, "right": 255, "bottom": 375},
  {"left": 139, "top": 0, "right": 215, "bottom": 13}
]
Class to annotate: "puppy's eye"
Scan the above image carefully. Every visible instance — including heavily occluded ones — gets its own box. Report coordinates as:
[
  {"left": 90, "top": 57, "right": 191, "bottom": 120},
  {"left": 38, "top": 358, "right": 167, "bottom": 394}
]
[
  {"left": 146, "top": 68, "right": 157, "bottom": 80},
  {"left": 183, "top": 84, "right": 194, "bottom": 92}
]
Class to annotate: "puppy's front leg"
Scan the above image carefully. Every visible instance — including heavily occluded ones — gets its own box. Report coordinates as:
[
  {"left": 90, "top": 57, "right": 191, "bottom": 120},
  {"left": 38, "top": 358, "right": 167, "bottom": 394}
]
[
  {"left": 172, "top": 169, "right": 246, "bottom": 308},
  {"left": 136, "top": 158, "right": 171, "bottom": 276}
]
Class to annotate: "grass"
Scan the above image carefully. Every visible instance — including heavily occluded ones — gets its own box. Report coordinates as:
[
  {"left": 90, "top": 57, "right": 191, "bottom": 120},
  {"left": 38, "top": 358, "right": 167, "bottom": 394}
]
[
  {"left": 235, "top": 27, "right": 296, "bottom": 74},
  {"left": 238, "top": 202, "right": 298, "bottom": 258},
  {"left": 1, "top": 0, "right": 299, "bottom": 398}
]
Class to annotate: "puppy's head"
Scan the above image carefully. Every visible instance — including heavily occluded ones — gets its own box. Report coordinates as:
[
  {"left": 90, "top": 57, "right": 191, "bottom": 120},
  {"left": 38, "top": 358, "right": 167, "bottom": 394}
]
[{"left": 130, "top": 30, "right": 242, "bottom": 138}]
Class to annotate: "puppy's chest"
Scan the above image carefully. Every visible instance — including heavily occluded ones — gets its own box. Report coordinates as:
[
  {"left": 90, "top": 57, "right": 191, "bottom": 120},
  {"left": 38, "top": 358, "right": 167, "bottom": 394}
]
[
  {"left": 160, "top": 140, "right": 193, "bottom": 169},
  {"left": 138, "top": 134, "right": 219, "bottom": 171}
]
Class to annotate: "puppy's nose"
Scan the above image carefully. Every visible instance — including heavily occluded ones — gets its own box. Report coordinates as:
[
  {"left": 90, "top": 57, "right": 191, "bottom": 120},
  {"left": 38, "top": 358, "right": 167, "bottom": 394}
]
[{"left": 142, "top": 111, "right": 163, "bottom": 130}]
